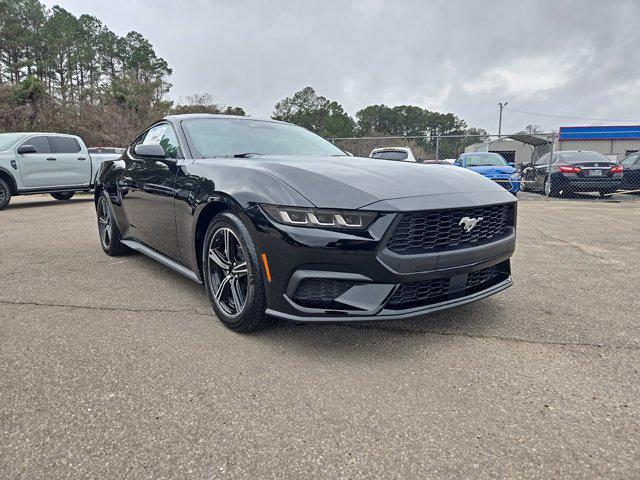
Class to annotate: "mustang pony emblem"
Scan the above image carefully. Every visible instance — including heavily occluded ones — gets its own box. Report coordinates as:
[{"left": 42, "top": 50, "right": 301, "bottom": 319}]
[{"left": 459, "top": 216, "right": 483, "bottom": 232}]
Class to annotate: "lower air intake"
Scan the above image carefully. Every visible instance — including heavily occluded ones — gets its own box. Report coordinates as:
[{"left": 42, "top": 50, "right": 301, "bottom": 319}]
[{"left": 292, "top": 278, "right": 357, "bottom": 309}]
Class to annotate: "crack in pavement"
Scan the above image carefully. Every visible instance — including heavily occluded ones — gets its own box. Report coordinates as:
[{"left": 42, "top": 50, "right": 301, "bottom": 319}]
[
  {"left": 339, "top": 323, "right": 640, "bottom": 352},
  {"left": 2, "top": 299, "right": 638, "bottom": 353},
  {"left": 535, "top": 228, "right": 611, "bottom": 261},
  {"left": 0, "top": 298, "right": 211, "bottom": 317}
]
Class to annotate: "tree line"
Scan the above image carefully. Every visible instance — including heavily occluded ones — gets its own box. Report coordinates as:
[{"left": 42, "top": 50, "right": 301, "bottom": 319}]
[
  {"left": 0, "top": 0, "right": 244, "bottom": 146},
  {"left": 1, "top": 0, "right": 486, "bottom": 150},
  {"left": 273, "top": 86, "right": 487, "bottom": 141}
]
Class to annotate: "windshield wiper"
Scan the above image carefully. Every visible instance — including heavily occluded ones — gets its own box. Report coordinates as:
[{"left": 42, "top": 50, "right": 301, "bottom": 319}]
[{"left": 232, "top": 152, "right": 264, "bottom": 158}]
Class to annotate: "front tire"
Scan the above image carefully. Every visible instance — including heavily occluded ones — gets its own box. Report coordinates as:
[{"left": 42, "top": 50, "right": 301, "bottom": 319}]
[
  {"left": 51, "top": 192, "right": 75, "bottom": 201},
  {"left": 0, "top": 178, "right": 11, "bottom": 211},
  {"left": 544, "top": 176, "right": 559, "bottom": 197},
  {"left": 97, "top": 192, "right": 129, "bottom": 256},
  {"left": 520, "top": 178, "right": 528, "bottom": 192},
  {"left": 202, "top": 212, "right": 273, "bottom": 332}
]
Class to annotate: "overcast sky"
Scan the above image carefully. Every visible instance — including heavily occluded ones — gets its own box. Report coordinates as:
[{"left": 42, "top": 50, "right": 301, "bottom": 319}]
[{"left": 42, "top": 0, "right": 640, "bottom": 134}]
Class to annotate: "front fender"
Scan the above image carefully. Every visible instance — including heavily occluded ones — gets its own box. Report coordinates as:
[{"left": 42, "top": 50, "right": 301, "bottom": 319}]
[
  {"left": 174, "top": 161, "right": 314, "bottom": 276},
  {"left": 95, "top": 159, "right": 130, "bottom": 238}
]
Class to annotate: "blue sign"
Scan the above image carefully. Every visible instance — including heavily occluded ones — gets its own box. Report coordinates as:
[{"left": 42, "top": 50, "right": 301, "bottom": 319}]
[{"left": 559, "top": 125, "right": 640, "bottom": 141}]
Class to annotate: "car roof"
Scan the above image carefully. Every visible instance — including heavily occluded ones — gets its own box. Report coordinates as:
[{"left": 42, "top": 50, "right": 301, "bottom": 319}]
[
  {"left": 371, "top": 147, "right": 411, "bottom": 152},
  {"left": 163, "top": 113, "right": 287, "bottom": 125},
  {"left": 462, "top": 152, "right": 501, "bottom": 155},
  {"left": 1, "top": 132, "right": 78, "bottom": 137},
  {"left": 554, "top": 150, "right": 600, "bottom": 154}
]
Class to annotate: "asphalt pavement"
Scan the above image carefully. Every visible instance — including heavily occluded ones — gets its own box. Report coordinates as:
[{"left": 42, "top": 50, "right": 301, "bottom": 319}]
[{"left": 0, "top": 194, "right": 638, "bottom": 479}]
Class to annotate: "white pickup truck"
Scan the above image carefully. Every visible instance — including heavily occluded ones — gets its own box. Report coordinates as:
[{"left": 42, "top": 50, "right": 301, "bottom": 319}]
[{"left": 0, "top": 132, "right": 122, "bottom": 210}]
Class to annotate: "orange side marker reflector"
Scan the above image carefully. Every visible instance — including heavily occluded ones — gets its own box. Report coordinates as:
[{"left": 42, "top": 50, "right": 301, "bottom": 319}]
[{"left": 261, "top": 253, "right": 272, "bottom": 283}]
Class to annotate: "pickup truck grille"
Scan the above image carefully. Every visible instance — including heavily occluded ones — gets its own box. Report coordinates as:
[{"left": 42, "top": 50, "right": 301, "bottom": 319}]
[{"left": 386, "top": 203, "right": 514, "bottom": 255}]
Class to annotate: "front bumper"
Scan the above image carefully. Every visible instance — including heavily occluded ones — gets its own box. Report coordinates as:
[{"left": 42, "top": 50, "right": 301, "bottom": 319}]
[
  {"left": 485, "top": 175, "right": 520, "bottom": 194},
  {"left": 245, "top": 203, "right": 516, "bottom": 323},
  {"left": 267, "top": 276, "right": 512, "bottom": 322}
]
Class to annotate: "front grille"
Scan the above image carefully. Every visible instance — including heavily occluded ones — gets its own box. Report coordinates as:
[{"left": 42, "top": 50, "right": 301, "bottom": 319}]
[
  {"left": 466, "top": 266, "right": 500, "bottom": 290},
  {"left": 386, "top": 277, "right": 450, "bottom": 308},
  {"left": 386, "top": 204, "right": 514, "bottom": 255},
  {"left": 292, "top": 278, "right": 356, "bottom": 309},
  {"left": 385, "top": 262, "right": 509, "bottom": 310}
]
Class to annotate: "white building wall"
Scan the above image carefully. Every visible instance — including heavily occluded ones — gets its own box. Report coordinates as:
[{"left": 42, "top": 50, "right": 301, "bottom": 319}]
[{"left": 465, "top": 139, "right": 535, "bottom": 165}]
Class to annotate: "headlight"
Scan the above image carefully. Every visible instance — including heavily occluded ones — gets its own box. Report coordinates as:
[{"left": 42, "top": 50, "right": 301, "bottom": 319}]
[{"left": 262, "top": 204, "right": 377, "bottom": 229}]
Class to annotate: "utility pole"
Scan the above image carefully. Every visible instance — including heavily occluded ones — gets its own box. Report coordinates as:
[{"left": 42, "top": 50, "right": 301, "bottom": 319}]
[{"left": 498, "top": 101, "right": 508, "bottom": 138}]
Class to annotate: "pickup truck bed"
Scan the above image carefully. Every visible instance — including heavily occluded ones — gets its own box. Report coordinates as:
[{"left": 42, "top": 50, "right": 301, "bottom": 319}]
[{"left": 0, "top": 133, "right": 122, "bottom": 210}]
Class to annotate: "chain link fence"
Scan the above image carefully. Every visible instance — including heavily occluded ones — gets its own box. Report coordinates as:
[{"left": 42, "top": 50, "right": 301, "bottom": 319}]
[{"left": 330, "top": 132, "right": 640, "bottom": 202}]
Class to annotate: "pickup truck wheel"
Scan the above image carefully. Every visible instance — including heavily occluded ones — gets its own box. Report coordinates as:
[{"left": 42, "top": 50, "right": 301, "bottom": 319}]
[
  {"left": 0, "top": 178, "right": 11, "bottom": 211},
  {"left": 97, "top": 192, "right": 129, "bottom": 256},
  {"left": 51, "top": 192, "right": 75, "bottom": 201}
]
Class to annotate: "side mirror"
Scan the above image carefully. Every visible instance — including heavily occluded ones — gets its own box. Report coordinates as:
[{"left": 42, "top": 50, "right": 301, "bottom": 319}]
[
  {"left": 134, "top": 144, "right": 167, "bottom": 159},
  {"left": 17, "top": 145, "right": 37, "bottom": 154}
]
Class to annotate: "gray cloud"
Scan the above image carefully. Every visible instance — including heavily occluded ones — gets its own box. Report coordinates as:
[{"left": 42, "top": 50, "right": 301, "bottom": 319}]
[{"left": 43, "top": 0, "right": 640, "bottom": 133}]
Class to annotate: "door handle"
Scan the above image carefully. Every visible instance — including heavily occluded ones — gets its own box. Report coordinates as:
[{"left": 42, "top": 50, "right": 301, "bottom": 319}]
[
  {"left": 46, "top": 157, "right": 56, "bottom": 161},
  {"left": 77, "top": 157, "right": 86, "bottom": 161}
]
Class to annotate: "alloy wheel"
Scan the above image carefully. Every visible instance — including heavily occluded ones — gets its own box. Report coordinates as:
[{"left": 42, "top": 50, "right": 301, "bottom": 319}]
[
  {"left": 208, "top": 227, "right": 249, "bottom": 317},
  {"left": 98, "top": 197, "right": 112, "bottom": 248}
]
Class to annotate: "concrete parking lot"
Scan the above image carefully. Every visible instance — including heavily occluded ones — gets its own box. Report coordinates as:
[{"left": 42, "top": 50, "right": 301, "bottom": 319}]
[{"left": 1, "top": 194, "right": 639, "bottom": 479}]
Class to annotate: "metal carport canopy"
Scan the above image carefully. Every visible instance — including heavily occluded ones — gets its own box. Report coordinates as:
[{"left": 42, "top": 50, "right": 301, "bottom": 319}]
[{"left": 506, "top": 132, "right": 551, "bottom": 146}]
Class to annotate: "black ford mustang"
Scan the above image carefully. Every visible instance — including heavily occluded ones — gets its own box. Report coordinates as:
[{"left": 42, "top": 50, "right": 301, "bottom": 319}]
[{"left": 96, "top": 114, "right": 517, "bottom": 332}]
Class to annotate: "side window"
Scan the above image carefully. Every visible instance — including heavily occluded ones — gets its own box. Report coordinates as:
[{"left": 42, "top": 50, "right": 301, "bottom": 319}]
[
  {"left": 25, "top": 136, "right": 51, "bottom": 154},
  {"left": 140, "top": 123, "right": 181, "bottom": 159},
  {"left": 51, "top": 136, "right": 81, "bottom": 154},
  {"left": 160, "top": 127, "right": 181, "bottom": 159},
  {"left": 621, "top": 154, "right": 638, "bottom": 166}
]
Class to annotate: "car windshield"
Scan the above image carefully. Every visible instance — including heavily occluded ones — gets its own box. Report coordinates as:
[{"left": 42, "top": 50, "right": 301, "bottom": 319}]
[
  {"left": 0, "top": 133, "right": 27, "bottom": 151},
  {"left": 182, "top": 118, "right": 346, "bottom": 158},
  {"left": 464, "top": 154, "right": 507, "bottom": 166},
  {"left": 371, "top": 150, "right": 409, "bottom": 161}
]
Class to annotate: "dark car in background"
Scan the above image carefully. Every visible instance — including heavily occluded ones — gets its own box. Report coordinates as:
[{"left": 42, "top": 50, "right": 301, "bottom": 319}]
[
  {"left": 520, "top": 150, "right": 623, "bottom": 197},
  {"left": 620, "top": 151, "right": 640, "bottom": 192},
  {"left": 95, "top": 114, "right": 516, "bottom": 332}
]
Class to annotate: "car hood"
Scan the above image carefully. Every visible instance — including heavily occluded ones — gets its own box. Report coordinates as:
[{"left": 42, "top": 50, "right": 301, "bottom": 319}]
[
  {"left": 467, "top": 165, "right": 517, "bottom": 175},
  {"left": 243, "top": 155, "right": 511, "bottom": 209}
]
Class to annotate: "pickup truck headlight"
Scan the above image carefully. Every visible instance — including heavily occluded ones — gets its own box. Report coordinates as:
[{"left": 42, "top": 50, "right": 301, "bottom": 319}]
[{"left": 262, "top": 204, "right": 377, "bottom": 229}]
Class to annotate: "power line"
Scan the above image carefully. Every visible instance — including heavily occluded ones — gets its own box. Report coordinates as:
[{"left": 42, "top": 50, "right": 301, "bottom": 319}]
[{"left": 504, "top": 107, "right": 640, "bottom": 124}]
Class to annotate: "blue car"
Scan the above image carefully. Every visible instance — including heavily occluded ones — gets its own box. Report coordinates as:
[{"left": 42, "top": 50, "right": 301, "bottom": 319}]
[{"left": 454, "top": 152, "right": 520, "bottom": 195}]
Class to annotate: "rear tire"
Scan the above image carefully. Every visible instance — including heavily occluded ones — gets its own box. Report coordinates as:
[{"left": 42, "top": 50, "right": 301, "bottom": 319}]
[
  {"left": 0, "top": 178, "right": 11, "bottom": 211},
  {"left": 97, "top": 192, "right": 129, "bottom": 256},
  {"left": 202, "top": 212, "right": 273, "bottom": 332},
  {"left": 51, "top": 192, "right": 75, "bottom": 201}
]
